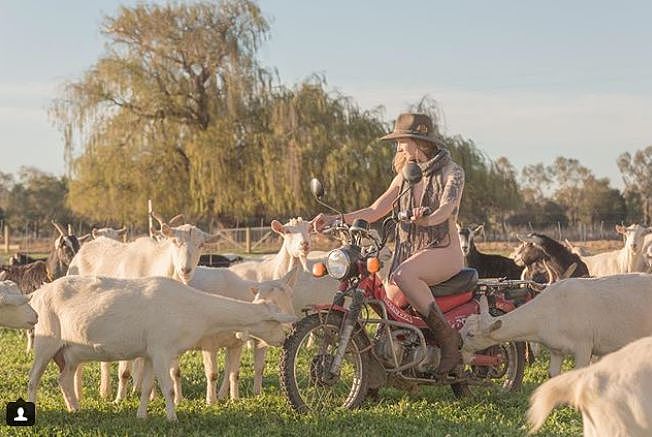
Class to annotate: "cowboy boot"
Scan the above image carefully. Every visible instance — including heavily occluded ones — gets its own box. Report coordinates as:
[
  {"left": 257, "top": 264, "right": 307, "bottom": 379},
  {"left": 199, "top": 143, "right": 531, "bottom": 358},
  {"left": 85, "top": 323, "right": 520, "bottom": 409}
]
[{"left": 420, "top": 301, "right": 462, "bottom": 375}]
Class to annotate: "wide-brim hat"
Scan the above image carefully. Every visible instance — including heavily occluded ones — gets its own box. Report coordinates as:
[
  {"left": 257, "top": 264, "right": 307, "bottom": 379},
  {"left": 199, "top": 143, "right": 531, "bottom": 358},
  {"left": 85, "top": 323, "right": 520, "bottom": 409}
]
[{"left": 379, "top": 113, "right": 445, "bottom": 147}]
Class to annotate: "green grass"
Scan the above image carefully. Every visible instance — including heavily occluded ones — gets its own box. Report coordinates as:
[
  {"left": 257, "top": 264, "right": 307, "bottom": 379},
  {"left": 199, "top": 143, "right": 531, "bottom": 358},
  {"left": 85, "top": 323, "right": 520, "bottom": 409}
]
[{"left": 0, "top": 329, "right": 582, "bottom": 436}]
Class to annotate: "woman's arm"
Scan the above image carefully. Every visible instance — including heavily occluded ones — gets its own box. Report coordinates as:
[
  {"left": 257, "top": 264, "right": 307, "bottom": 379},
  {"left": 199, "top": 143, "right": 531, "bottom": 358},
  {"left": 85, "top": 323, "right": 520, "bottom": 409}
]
[
  {"left": 313, "top": 175, "right": 402, "bottom": 229},
  {"left": 342, "top": 174, "right": 402, "bottom": 224},
  {"left": 416, "top": 164, "right": 465, "bottom": 226}
]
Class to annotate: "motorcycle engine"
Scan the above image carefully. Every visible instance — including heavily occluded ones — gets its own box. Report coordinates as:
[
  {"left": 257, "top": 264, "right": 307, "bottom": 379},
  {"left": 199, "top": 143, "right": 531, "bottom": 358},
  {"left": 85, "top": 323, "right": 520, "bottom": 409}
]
[
  {"left": 373, "top": 328, "right": 413, "bottom": 368},
  {"left": 374, "top": 328, "right": 442, "bottom": 374}
]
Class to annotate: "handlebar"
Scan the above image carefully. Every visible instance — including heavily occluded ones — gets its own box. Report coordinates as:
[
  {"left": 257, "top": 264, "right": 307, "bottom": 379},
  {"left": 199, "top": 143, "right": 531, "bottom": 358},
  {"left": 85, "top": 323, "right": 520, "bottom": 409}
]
[{"left": 397, "top": 207, "right": 432, "bottom": 222}]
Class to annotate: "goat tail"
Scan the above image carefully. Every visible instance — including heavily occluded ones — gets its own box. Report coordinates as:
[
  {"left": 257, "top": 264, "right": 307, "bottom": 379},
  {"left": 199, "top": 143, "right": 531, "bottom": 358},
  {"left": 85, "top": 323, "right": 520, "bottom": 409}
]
[{"left": 528, "top": 369, "right": 588, "bottom": 433}]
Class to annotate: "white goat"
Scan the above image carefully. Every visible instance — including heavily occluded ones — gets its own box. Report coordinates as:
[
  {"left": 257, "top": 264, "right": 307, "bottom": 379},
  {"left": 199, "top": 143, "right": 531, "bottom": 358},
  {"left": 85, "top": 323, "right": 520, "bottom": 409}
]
[
  {"left": 0, "top": 275, "right": 38, "bottom": 329},
  {"left": 27, "top": 275, "right": 295, "bottom": 421},
  {"left": 529, "top": 336, "right": 652, "bottom": 436},
  {"left": 461, "top": 274, "right": 652, "bottom": 377},
  {"left": 184, "top": 267, "right": 302, "bottom": 403},
  {"left": 91, "top": 226, "right": 127, "bottom": 241},
  {"left": 67, "top": 214, "right": 219, "bottom": 401},
  {"left": 577, "top": 224, "right": 651, "bottom": 276},
  {"left": 229, "top": 218, "right": 313, "bottom": 280}
]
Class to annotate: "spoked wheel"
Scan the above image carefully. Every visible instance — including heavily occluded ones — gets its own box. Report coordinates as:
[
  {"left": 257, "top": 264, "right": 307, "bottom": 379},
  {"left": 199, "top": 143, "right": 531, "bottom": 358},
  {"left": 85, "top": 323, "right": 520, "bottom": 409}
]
[
  {"left": 452, "top": 308, "right": 525, "bottom": 398},
  {"left": 280, "top": 312, "right": 369, "bottom": 413}
]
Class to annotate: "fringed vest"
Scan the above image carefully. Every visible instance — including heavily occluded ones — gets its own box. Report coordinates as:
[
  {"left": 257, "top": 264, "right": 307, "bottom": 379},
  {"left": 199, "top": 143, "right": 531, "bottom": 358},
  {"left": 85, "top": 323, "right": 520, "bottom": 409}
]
[{"left": 389, "top": 149, "right": 460, "bottom": 276}]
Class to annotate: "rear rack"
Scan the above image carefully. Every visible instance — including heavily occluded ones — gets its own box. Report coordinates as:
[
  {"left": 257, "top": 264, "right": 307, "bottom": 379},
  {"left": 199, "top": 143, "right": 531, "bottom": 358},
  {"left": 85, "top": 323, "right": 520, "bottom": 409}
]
[{"left": 475, "top": 278, "right": 546, "bottom": 301}]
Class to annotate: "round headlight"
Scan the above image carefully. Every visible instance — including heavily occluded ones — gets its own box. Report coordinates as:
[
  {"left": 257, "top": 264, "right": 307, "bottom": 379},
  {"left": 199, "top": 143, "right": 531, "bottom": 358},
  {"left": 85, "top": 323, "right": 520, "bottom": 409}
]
[{"left": 327, "top": 249, "right": 351, "bottom": 280}]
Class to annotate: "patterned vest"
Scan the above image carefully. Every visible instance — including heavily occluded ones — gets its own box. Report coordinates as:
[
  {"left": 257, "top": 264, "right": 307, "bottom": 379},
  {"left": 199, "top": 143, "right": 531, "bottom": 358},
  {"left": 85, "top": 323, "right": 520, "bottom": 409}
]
[{"left": 389, "top": 149, "right": 460, "bottom": 275}]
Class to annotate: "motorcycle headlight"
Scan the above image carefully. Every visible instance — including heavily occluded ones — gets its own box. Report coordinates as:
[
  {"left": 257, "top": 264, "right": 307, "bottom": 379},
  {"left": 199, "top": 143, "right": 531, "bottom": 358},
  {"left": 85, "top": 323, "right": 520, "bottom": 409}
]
[{"left": 327, "top": 249, "right": 351, "bottom": 280}]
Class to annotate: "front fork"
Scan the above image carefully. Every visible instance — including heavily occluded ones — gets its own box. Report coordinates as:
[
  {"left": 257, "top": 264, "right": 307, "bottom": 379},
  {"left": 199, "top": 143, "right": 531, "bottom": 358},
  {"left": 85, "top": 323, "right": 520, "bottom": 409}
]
[{"left": 328, "top": 288, "right": 365, "bottom": 378}]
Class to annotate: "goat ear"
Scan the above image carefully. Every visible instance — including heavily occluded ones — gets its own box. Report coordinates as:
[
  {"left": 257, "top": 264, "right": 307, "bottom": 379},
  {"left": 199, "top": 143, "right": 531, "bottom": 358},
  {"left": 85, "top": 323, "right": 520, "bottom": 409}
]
[
  {"left": 168, "top": 214, "right": 184, "bottom": 227},
  {"left": 271, "top": 220, "right": 286, "bottom": 235},
  {"left": 78, "top": 234, "right": 91, "bottom": 243},
  {"left": 0, "top": 271, "right": 7, "bottom": 281},
  {"left": 161, "top": 223, "right": 174, "bottom": 238},
  {"left": 91, "top": 228, "right": 99, "bottom": 239},
  {"left": 473, "top": 224, "right": 484, "bottom": 235},
  {"left": 488, "top": 320, "right": 502, "bottom": 333},
  {"left": 561, "top": 263, "right": 577, "bottom": 279},
  {"left": 615, "top": 225, "right": 625, "bottom": 235}
]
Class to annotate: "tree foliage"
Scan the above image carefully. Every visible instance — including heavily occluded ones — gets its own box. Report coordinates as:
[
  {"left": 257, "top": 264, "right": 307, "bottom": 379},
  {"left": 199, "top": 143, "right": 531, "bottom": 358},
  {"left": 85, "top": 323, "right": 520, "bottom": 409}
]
[
  {"left": 51, "top": 1, "right": 521, "bottom": 229},
  {"left": 618, "top": 146, "right": 652, "bottom": 224}
]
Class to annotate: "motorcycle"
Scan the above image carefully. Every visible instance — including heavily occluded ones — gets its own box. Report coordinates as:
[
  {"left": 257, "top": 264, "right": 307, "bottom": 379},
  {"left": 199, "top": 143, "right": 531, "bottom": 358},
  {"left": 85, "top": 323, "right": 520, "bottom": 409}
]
[{"left": 280, "top": 162, "right": 540, "bottom": 413}]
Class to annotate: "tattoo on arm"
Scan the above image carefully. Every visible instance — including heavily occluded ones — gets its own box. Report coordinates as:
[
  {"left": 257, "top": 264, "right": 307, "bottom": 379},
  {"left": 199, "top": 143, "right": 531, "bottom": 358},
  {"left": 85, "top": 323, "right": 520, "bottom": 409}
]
[{"left": 444, "top": 166, "right": 465, "bottom": 204}]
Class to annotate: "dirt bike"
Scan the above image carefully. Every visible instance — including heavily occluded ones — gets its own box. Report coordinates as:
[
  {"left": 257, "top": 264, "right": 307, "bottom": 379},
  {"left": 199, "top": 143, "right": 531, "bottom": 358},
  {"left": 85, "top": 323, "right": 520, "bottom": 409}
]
[{"left": 280, "top": 162, "right": 540, "bottom": 413}]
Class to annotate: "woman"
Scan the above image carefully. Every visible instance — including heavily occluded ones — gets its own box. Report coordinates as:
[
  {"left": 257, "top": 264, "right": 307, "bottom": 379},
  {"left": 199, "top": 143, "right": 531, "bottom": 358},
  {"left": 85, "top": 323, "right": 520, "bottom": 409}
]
[{"left": 312, "top": 113, "right": 465, "bottom": 374}]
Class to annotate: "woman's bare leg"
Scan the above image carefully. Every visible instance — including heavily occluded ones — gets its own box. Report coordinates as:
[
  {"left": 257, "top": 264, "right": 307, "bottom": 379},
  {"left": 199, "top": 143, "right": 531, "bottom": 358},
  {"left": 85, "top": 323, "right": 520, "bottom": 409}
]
[{"left": 387, "top": 247, "right": 463, "bottom": 314}]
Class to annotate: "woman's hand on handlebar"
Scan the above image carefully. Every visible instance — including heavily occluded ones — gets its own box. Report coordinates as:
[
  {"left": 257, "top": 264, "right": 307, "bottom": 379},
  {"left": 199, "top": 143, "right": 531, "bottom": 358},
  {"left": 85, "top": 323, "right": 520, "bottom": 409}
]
[
  {"left": 411, "top": 206, "right": 432, "bottom": 225},
  {"left": 311, "top": 213, "right": 337, "bottom": 233}
]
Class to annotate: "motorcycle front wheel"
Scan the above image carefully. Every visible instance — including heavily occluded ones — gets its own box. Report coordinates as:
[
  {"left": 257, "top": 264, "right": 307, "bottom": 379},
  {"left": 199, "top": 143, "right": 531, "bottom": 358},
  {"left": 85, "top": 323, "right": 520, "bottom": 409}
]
[
  {"left": 280, "top": 312, "right": 369, "bottom": 413},
  {"left": 451, "top": 307, "right": 525, "bottom": 397}
]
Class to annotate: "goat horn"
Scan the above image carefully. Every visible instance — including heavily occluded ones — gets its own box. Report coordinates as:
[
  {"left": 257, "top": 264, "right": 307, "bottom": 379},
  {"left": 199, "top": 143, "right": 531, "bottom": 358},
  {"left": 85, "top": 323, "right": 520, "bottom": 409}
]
[
  {"left": 150, "top": 212, "right": 165, "bottom": 229},
  {"left": 168, "top": 214, "right": 184, "bottom": 227},
  {"left": 562, "top": 263, "right": 577, "bottom": 279},
  {"left": 51, "top": 221, "right": 67, "bottom": 237}
]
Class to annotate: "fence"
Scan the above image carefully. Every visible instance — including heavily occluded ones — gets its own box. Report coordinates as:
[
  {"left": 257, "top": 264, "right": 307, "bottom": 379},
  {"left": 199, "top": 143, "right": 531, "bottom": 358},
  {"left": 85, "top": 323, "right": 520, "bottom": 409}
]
[{"left": 0, "top": 221, "right": 628, "bottom": 256}]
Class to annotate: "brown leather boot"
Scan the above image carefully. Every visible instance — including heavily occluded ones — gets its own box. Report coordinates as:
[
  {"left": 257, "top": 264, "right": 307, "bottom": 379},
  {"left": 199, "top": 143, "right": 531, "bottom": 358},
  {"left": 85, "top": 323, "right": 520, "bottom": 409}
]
[{"left": 420, "top": 302, "right": 462, "bottom": 375}]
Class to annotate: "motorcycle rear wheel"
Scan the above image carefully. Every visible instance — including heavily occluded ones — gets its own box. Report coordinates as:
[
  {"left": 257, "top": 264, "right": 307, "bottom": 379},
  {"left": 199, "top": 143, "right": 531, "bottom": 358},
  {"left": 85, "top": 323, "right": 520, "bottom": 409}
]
[{"left": 280, "top": 312, "right": 370, "bottom": 413}]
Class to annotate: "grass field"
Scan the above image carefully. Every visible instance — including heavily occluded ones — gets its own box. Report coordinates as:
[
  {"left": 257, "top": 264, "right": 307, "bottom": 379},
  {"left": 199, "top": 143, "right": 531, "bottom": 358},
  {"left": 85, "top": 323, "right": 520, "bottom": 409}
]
[{"left": 0, "top": 329, "right": 582, "bottom": 436}]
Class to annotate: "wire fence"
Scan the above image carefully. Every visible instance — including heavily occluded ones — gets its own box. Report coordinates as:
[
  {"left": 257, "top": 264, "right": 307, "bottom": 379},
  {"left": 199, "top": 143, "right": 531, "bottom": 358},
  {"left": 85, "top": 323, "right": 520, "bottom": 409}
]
[{"left": 1, "top": 219, "right": 630, "bottom": 258}]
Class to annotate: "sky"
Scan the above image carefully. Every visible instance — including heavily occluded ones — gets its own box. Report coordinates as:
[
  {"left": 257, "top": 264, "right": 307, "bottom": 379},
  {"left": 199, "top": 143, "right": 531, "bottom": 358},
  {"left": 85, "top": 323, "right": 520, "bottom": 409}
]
[{"left": 1, "top": 0, "right": 651, "bottom": 188}]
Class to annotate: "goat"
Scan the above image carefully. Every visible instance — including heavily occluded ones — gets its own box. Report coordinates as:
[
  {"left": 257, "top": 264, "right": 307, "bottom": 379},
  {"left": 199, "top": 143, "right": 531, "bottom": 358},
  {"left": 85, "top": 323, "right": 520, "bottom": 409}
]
[
  {"left": 8, "top": 252, "right": 39, "bottom": 266},
  {"left": 198, "top": 254, "right": 243, "bottom": 268},
  {"left": 188, "top": 265, "right": 336, "bottom": 403},
  {"left": 512, "top": 233, "right": 589, "bottom": 280},
  {"left": 529, "top": 336, "right": 652, "bottom": 436},
  {"left": 573, "top": 224, "right": 651, "bottom": 276},
  {"left": 461, "top": 274, "right": 652, "bottom": 377},
  {"left": 0, "top": 273, "right": 38, "bottom": 329},
  {"left": 0, "top": 261, "right": 49, "bottom": 294},
  {"left": 67, "top": 212, "right": 220, "bottom": 401},
  {"left": 48, "top": 221, "right": 82, "bottom": 280},
  {"left": 91, "top": 226, "right": 128, "bottom": 241},
  {"left": 26, "top": 275, "right": 296, "bottom": 421},
  {"left": 229, "top": 218, "right": 314, "bottom": 280},
  {"left": 457, "top": 224, "right": 522, "bottom": 279}
]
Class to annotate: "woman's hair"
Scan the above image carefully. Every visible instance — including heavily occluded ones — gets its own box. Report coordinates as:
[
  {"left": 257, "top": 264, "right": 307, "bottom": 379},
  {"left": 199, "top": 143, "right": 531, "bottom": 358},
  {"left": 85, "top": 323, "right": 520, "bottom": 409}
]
[{"left": 392, "top": 138, "right": 439, "bottom": 173}]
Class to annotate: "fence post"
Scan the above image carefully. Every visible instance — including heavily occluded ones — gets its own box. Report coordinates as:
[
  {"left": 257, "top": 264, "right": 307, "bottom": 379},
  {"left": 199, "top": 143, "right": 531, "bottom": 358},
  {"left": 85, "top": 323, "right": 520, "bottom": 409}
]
[
  {"left": 246, "top": 227, "right": 251, "bottom": 254},
  {"left": 148, "top": 199, "right": 153, "bottom": 237},
  {"left": 4, "top": 225, "right": 8, "bottom": 253}
]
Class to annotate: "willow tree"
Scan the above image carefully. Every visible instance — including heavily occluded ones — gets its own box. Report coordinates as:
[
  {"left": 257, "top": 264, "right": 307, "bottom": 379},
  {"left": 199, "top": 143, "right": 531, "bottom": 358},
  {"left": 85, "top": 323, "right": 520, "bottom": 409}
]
[{"left": 51, "top": 0, "right": 272, "bottom": 224}]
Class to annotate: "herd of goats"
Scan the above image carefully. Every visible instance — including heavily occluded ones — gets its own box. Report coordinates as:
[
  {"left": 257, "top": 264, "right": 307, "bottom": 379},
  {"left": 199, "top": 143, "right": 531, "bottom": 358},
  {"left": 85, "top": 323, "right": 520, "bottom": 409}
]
[{"left": 0, "top": 214, "right": 651, "bottom": 434}]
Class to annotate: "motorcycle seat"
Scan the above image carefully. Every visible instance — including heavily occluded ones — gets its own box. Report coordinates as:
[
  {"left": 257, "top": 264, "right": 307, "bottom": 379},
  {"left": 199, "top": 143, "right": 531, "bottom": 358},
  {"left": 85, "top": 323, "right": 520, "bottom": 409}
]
[{"left": 429, "top": 268, "right": 478, "bottom": 297}]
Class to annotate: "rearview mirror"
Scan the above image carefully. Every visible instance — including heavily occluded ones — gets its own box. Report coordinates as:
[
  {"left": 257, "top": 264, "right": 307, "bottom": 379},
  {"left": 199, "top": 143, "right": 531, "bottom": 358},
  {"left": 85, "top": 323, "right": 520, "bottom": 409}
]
[
  {"left": 309, "top": 178, "right": 324, "bottom": 199},
  {"left": 403, "top": 161, "right": 423, "bottom": 185}
]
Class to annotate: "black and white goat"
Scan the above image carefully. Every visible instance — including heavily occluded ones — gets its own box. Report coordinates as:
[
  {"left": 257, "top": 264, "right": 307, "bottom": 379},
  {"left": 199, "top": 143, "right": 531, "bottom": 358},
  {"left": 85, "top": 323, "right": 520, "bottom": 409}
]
[
  {"left": 511, "top": 233, "right": 589, "bottom": 282},
  {"left": 457, "top": 224, "right": 522, "bottom": 279}
]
